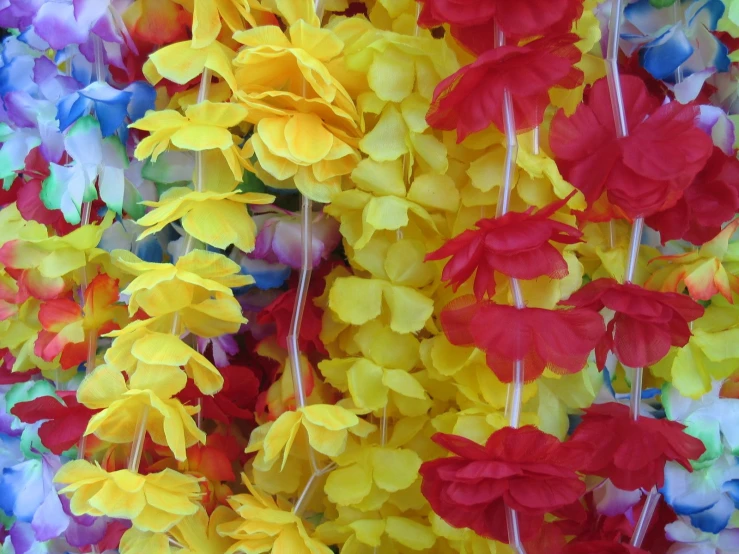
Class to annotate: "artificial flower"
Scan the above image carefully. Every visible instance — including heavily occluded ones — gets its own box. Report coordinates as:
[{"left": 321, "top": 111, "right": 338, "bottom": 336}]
[
  {"left": 34, "top": 273, "right": 125, "bottom": 369},
  {"left": 418, "top": 0, "right": 584, "bottom": 48},
  {"left": 136, "top": 187, "right": 275, "bottom": 253},
  {"left": 561, "top": 278, "right": 704, "bottom": 369},
  {"left": 646, "top": 219, "right": 739, "bottom": 302},
  {"left": 10, "top": 391, "right": 98, "bottom": 454},
  {"left": 247, "top": 404, "right": 374, "bottom": 471},
  {"left": 441, "top": 296, "right": 605, "bottom": 382},
  {"left": 551, "top": 75, "right": 714, "bottom": 218},
  {"left": 178, "top": 364, "right": 260, "bottom": 425},
  {"left": 55, "top": 461, "right": 201, "bottom": 533},
  {"left": 169, "top": 506, "right": 238, "bottom": 554},
  {"left": 104, "top": 324, "right": 224, "bottom": 394},
  {"left": 646, "top": 148, "right": 739, "bottom": 245},
  {"left": 78, "top": 364, "right": 205, "bottom": 461},
  {"left": 420, "top": 426, "right": 585, "bottom": 543},
  {"left": 131, "top": 102, "right": 249, "bottom": 181},
  {"left": 251, "top": 207, "right": 340, "bottom": 270},
  {"left": 427, "top": 196, "right": 581, "bottom": 299},
  {"left": 218, "top": 474, "right": 332, "bottom": 554},
  {"left": 428, "top": 34, "right": 583, "bottom": 141},
  {"left": 113, "top": 249, "right": 252, "bottom": 317},
  {"left": 665, "top": 517, "right": 739, "bottom": 553},
  {"left": 569, "top": 402, "right": 706, "bottom": 491}
]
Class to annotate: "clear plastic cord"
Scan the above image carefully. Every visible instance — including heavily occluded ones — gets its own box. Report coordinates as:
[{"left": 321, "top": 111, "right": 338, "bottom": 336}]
[
  {"left": 125, "top": 70, "right": 212, "bottom": 474},
  {"left": 606, "top": 0, "right": 660, "bottom": 544}
]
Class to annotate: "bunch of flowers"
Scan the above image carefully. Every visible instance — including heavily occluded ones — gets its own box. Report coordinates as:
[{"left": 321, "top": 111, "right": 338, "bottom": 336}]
[{"left": 0, "top": 0, "right": 738, "bottom": 553}]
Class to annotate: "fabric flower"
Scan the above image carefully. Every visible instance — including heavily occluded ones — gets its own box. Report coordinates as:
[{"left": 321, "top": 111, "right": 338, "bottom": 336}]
[
  {"left": 251, "top": 207, "right": 340, "bottom": 269},
  {"left": 247, "top": 404, "right": 374, "bottom": 472},
  {"left": 136, "top": 187, "right": 275, "bottom": 254},
  {"left": 569, "top": 403, "right": 706, "bottom": 491},
  {"left": 77, "top": 364, "right": 205, "bottom": 462},
  {"left": 427, "top": 34, "right": 583, "bottom": 141},
  {"left": 646, "top": 219, "right": 739, "bottom": 302},
  {"left": 427, "top": 196, "right": 582, "bottom": 300},
  {"left": 551, "top": 75, "right": 714, "bottom": 218},
  {"left": 418, "top": 0, "right": 584, "bottom": 49},
  {"left": 55, "top": 461, "right": 201, "bottom": 533},
  {"left": 665, "top": 517, "right": 739, "bottom": 553},
  {"left": 561, "top": 278, "right": 704, "bottom": 369},
  {"left": 130, "top": 102, "right": 250, "bottom": 182},
  {"left": 113, "top": 249, "right": 252, "bottom": 318},
  {"left": 10, "top": 391, "right": 97, "bottom": 455},
  {"left": 441, "top": 296, "right": 605, "bottom": 382},
  {"left": 420, "top": 426, "right": 585, "bottom": 543},
  {"left": 217, "top": 475, "right": 332, "bottom": 554},
  {"left": 169, "top": 506, "right": 238, "bottom": 554},
  {"left": 646, "top": 148, "right": 739, "bottom": 245}
]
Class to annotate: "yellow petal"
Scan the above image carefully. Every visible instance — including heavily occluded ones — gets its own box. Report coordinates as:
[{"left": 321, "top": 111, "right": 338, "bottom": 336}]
[
  {"left": 347, "top": 359, "right": 388, "bottom": 411},
  {"left": 371, "top": 447, "right": 421, "bottom": 492},
  {"left": 284, "top": 113, "right": 333, "bottom": 164},
  {"left": 324, "top": 462, "right": 373, "bottom": 505}
]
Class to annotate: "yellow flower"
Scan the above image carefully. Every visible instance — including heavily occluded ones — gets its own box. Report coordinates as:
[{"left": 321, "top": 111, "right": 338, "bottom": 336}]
[
  {"left": 323, "top": 442, "right": 422, "bottom": 508},
  {"left": 652, "top": 296, "right": 739, "bottom": 398},
  {"left": 113, "top": 249, "right": 251, "bottom": 317},
  {"left": 319, "top": 321, "right": 430, "bottom": 416},
  {"left": 78, "top": 364, "right": 205, "bottom": 461},
  {"left": 119, "top": 528, "right": 174, "bottom": 554},
  {"left": 136, "top": 187, "right": 275, "bottom": 253},
  {"left": 325, "top": 159, "right": 455, "bottom": 250},
  {"left": 55, "top": 461, "right": 201, "bottom": 532},
  {"left": 188, "top": 0, "right": 253, "bottom": 48},
  {"left": 130, "top": 102, "right": 249, "bottom": 181},
  {"left": 246, "top": 405, "right": 375, "bottom": 472},
  {"left": 170, "top": 506, "right": 239, "bottom": 554},
  {"left": 145, "top": 40, "right": 238, "bottom": 93},
  {"left": 217, "top": 474, "right": 332, "bottom": 554},
  {"left": 233, "top": 21, "right": 363, "bottom": 202},
  {"left": 105, "top": 323, "right": 223, "bottom": 395},
  {"left": 647, "top": 220, "right": 739, "bottom": 302}
]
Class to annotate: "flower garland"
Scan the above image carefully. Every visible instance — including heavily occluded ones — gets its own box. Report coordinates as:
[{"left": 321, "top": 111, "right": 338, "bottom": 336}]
[{"left": 0, "top": 1, "right": 738, "bottom": 553}]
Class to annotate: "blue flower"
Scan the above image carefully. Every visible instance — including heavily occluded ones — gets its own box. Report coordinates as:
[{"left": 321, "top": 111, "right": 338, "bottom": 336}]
[
  {"left": 57, "top": 80, "right": 156, "bottom": 140},
  {"left": 623, "top": 0, "right": 730, "bottom": 82}
]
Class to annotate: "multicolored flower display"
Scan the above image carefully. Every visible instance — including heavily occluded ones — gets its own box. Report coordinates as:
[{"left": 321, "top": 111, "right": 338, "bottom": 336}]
[{"left": 0, "top": 0, "right": 738, "bottom": 553}]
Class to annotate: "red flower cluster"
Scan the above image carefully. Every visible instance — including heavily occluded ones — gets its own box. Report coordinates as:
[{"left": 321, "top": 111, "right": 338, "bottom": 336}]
[
  {"left": 420, "top": 426, "right": 585, "bottom": 543},
  {"left": 426, "top": 196, "right": 582, "bottom": 300},
  {"left": 428, "top": 34, "right": 583, "bottom": 141},
  {"left": 441, "top": 296, "right": 605, "bottom": 382},
  {"left": 550, "top": 75, "right": 714, "bottom": 219},
  {"left": 569, "top": 403, "right": 705, "bottom": 491},
  {"left": 11, "top": 392, "right": 98, "bottom": 454},
  {"left": 418, "top": 0, "right": 584, "bottom": 52},
  {"left": 561, "top": 279, "right": 704, "bottom": 369},
  {"left": 646, "top": 147, "right": 739, "bottom": 245}
]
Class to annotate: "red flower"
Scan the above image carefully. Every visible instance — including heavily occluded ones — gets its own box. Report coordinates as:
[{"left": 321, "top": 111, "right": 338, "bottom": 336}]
[
  {"left": 428, "top": 34, "right": 583, "bottom": 141},
  {"left": 441, "top": 296, "right": 605, "bottom": 382},
  {"left": 10, "top": 392, "right": 98, "bottom": 454},
  {"left": 569, "top": 403, "right": 705, "bottom": 491},
  {"left": 563, "top": 542, "right": 648, "bottom": 554},
  {"left": 418, "top": 0, "right": 584, "bottom": 51},
  {"left": 646, "top": 147, "right": 739, "bottom": 245},
  {"left": 426, "top": 196, "right": 581, "bottom": 300},
  {"left": 551, "top": 75, "right": 713, "bottom": 219},
  {"left": 560, "top": 279, "right": 704, "bottom": 369},
  {"left": 178, "top": 364, "right": 261, "bottom": 425},
  {"left": 420, "top": 426, "right": 585, "bottom": 543}
]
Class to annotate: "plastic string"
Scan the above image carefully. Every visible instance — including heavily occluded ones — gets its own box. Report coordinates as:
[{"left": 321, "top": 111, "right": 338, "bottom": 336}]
[
  {"left": 494, "top": 23, "right": 528, "bottom": 554},
  {"left": 290, "top": 0, "right": 331, "bottom": 515},
  {"left": 125, "top": 69, "right": 212, "bottom": 473},
  {"left": 75, "top": 35, "right": 107, "bottom": 465},
  {"left": 605, "top": 1, "right": 660, "bottom": 546}
]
